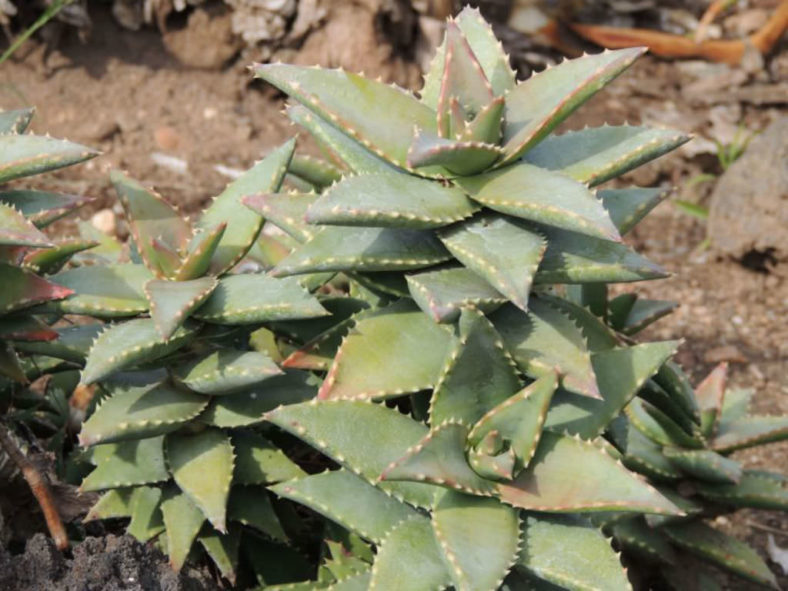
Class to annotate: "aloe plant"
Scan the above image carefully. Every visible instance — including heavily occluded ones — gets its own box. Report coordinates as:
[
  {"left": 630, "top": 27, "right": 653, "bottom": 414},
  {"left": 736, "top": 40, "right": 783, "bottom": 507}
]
[{"left": 70, "top": 8, "right": 787, "bottom": 590}]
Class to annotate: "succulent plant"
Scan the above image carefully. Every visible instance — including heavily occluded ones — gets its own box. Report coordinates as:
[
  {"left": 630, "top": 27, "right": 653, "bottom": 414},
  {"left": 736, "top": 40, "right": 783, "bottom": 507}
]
[
  {"left": 236, "top": 7, "right": 784, "bottom": 590},
  {"left": 0, "top": 106, "right": 98, "bottom": 548},
  {"left": 66, "top": 7, "right": 787, "bottom": 590}
]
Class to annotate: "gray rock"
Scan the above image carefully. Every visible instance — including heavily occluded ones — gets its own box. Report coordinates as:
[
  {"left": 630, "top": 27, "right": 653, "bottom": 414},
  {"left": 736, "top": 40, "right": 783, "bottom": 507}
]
[{"left": 708, "top": 116, "right": 788, "bottom": 261}]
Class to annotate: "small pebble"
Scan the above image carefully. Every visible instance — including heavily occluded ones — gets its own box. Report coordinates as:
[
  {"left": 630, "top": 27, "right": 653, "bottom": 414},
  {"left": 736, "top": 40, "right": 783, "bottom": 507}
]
[{"left": 90, "top": 209, "right": 116, "bottom": 236}]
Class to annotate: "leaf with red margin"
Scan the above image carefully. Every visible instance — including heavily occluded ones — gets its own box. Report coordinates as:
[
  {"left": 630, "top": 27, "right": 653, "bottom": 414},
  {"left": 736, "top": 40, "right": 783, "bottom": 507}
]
[{"left": 0, "top": 263, "right": 73, "bottom": 313}]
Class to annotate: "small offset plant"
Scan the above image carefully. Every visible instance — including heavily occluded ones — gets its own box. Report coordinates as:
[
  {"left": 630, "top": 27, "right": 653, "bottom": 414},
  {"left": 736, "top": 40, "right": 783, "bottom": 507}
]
[
  {"left": 14, "top": 7, "right": 786, "bottom": 590},
  {"left": 0, "top": 106, "right": 98, "bottom": 548}
]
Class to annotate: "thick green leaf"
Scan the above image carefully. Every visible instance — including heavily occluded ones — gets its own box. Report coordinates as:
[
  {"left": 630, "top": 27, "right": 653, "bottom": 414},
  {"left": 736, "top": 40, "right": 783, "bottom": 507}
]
[
  {"left": 662, "top": 447, "right": 741, "bottom": 484},
  {"left": 430, "top": 308, "right": 521, "bottom": 426},
  {"left": 421, "top": 6, "right": 516, "bottom": 107},
  {"left": 199, "top": 525, "right": 241, "bottom": 584},
  {"left": 695, "top": 363, "right": 727, "bottom": 438},
  {"left": 653, "top": 361, "right": 700, "bottom": 425},
  {"left": 369, "top": 518, "right": 452, "bottom": 591},
  {"left": 627, "top": 398, "right": 704, "bottom": 449},
  {"left": 167, "top": 429, "right": 234, "bottom": 532},
  {"left": 469, "top": 373, "right": 558, "bottom": 471},
  {"left": 81, "top": 436, "right": 169, "bottom": 491},
  {"left": 381, "top": 421, "right": 495, "bottom": 495},
  {"left": 457, "top": 162, "right": 620, "bottom": 240},
  {"left": 533, "top": 224, "right": 667, "bottom": 284},
  {"left": 519, "top": 514, "right": 632, "bottom": 591},
  {"left": 501, "top": 48, "right": 644, "bottom": 164},
  {"left": 160, "top": 490, "right": 206, "bottom": 572},
  {"left": 111, "top": 171, "right": 191, "bottom": 277},
  {"left": 81, "top": 318, "right": 197, "bottom": 384},
  {"left": 0, "top": 203, "right": 52, "bottom": 247},
  {"left": 193, "top": 273, "right": 327, "bottom": 324},
  {"left": 10, "top": 323, "right": 101, "bottom": 364},
  {"left": 23, "top": 239, "right": 98, "bottom": 275},
  {"left": 244, "top": 192, "right": 317, "bottom": 242},
  {"left": 537, "top": 294, "right": 619, "bottom": 352},
  {"left": 0, "top": 263, "right": 73, "bottom": 313},
  {"left": 272, "top": 225, "right": 451, "bottom": 276},
  {"left": 0, "top": 190, "right": 90, "bottom": 228},
  {"left": 712, "top": 415, "right": 788, "bottom": 452},
  {"left": 318, "top": 301, "right": 455, "bottom": 401},
  {"left": 433, "top": 490, "right": 520, "bottom": 591},
  {"left": 79, "top": 380, "right": 208, "bottom": 446},
  {"left": 497, "top": 432, "right": 680, "bottom": 514},
  {"left": 407, "top": 266, "right": 506, "bottom": 323},
  {"left": 661, "top": 522, "right": 778, "bottom": 588},
  {"left": 145, "top": 277, "right": 217, "bottom": 340},
  {"left": 609, "top": 516, "right": 676, "bottom": 565},
  {"left": 695, "top": 471, "right": 788, "bottom": 511},
  {"left": 306, "top": 171, "right": 477, "bottom": 229},
  {"left": 173, "top": 223, "right": 226, "bottom": 281},
  {"left": 0, "top": 107, "right": 34, "bottom": 134},
  {"left": 175, "top": 349, "right": 282, "bottom": 395},
  {"left": 85, "top": 489, "right": 136, "bottom": 521},
  {"left": 545, "top": 341, "right": 679, "bottom": 439},
  {"left": 460, "top": 96, "right": 505, "bottom": 144},
  {"left": 616, "top": 298, "right": 677, "bottom": 335},
  {"left": 407, "top": 133, "right": 502, "bottom": 175},
  {"left": 228, "top": 486, "right": 287, "bottom": 541},
  {"left": 255, "top": 65, "right": 436, "bottom": 170},
  {"left": 126, "top": 486, "right": 165, "bottom": 543},
  {"left": 621, "top": 427, "right": 683, "bottom": 482},
  {"left": 198, "top": 139, "right": 295, "bottom": 274},
  {"left": 49, "top": 264, "right": 152, "bottom": 317},
  {"left": 266, "top": 400, "right": 438, "bottom": 508},
  {"left": 491, "top": 299, "right": 599, "bottom": 399},
  {"left": 524, "top": 126, "right": 689, "bottom": 187},
  {"left": 599, "top": 187, "right": 668, "bottom": 235},
  {"left": 270, "top": 469, "right": 419, "bottom": 544},
  {"left": 202, "top": 371, "right": 317, "bottom": 428},
  {"left": 0, "top": 133, "right": 98, "bottom": 184},
  {"left": 286, "top": 104, "right": 396, "bottom": 175},
  {"left": 439, "top": 214, "right": 545, "bottom": 310},
  {"left": 232, "top": 430, "right": 305, "bottom": 485}
]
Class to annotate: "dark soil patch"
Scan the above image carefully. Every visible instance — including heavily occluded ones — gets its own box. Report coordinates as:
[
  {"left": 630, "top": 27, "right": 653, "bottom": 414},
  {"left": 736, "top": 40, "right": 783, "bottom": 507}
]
[{"left": 0, "top": 533, "right": 217, "bottom": 591}]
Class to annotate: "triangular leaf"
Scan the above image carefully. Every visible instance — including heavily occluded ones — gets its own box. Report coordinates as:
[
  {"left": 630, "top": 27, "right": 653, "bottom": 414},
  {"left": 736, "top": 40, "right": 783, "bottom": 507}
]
[
  {"left": 306, "top": 171, "right": 477, "bottom": 229},
  {"left": 381, "top": 421, "right": 495, "bottom": 496},
  {"left": 244, "top": 192, "right": 318, "bottom": 242},
  {"left": 193, "top": 274, "right": 328, "bottom": 324},
  {"left": 457, "top": 162, "right": 621, "bottom": 240},
  {"left": 0, "top": 133, "right": 98, "bottom": 184},
  {"left": 0, "top": 203, "right": 53, "bottom": 247},
  {"left": 469, "top": 373, "right": 558, "bottom": 470},
  {"left": 0, "top": 107, "right": 34, "bottom": 134},
  {"left": 79, "top": 380, "right": 208, "bottom": 446},
  {"left": 430, "top": 308, "right": 522, "bottom": 426},
  {"left": 228, "top": 486, "right": 287, "bottom": 542},
  {"left": 81, "top": 318, "right": 198, "bottom": 384},
  {"left": 662, "top": 447, "right": 742, "bottom": 484},
  {"left": 145, "top": 277, "right": 217, "bottom": 340},
  {"left": 198, "top": 139, "right": 295, "bottom": 274},
  {"left": 369, "top": 519, "right": 453, "bottom": 591},
  {"left": 491, "top": 299, "right": 599, "bottom": 399},
  {"left": 174, "top": 349, "right": 282, "bottom": 395},
  {"left": 407, "top": 133, "right": 502, "bottom": 175},
  {"left": 439, "top": 214, "right": 546, "bottom": 310},
  {"left": 266, "top": 400, "right": 438, "bottom": 509},
  {"left": 518, "top": 514, "right": 632, "bottom": 590},
  {"left": 599, "top": 187, "right": 668, "bottom": 235},
  {"left": 49, "top": 263, "right": 152, "bottom": 318},
  {"left": 0, "top": 263, "right": 73, "bottom": 314},
  {"left": 318, "top": 301, "right": 455, "bottom": 401},
  {"left": 174, "top": 222, "right": 226, "bottom": 281},
  {"left": 501, "top": 48, "right": 645, "bottom": 164},
  {"left": 524, "top": 126, "right": 689, "bottom": 187},
  {"left": 407, "top": 266, "right": 506, "bottom": 324},
  {"left": 160, "top": 489, "right": 206, "bottom": 572},
  {"left": 272, "top": 226, "right": 451, "bottom": 276},
  {"left": 232, "top": 430, "right": 305, "bottom": 485},
  {"left": 433, "top": 491, "right": 520, "bottom": 591},
  {"left": 81, "top": 436, "right": 169, "bottom": 491},
  {"left": 270, "top": 469, "right": 420, "bottom": 544},
  {"left": 167, "top": 429, "right": 234, "bottom": 532},
  {"left": 255, "top": 65, "right": 437, "bottom": 170},
  {"left": 497, "top": 432, "right": 680, "bottom": 514}
]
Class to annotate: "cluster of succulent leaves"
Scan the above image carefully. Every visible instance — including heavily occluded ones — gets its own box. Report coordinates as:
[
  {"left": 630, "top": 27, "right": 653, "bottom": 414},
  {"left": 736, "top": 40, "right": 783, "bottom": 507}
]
[
  {"left": 2, "top": 7, "right": 787, "bottom": 590},
  {"left": 0, "top": 107, "right": 98, "bottom": 462}
]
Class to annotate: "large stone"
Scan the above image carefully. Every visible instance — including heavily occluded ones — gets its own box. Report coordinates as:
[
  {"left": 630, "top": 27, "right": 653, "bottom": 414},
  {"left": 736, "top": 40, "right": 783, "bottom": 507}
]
[{"left": 708, "top": 116, "right": 788, "bottom": 261}]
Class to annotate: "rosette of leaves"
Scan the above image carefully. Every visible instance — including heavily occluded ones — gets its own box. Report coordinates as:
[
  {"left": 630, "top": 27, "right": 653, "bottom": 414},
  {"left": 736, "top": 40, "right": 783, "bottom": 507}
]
[
  {"left": 0, "top": 107, "right": 97, "bottom": 433},
  {"left": 49, "top": 139, "right": 347, "bottom": 584},
  {"left": 236, "top": 9, "right": 787, "bottom": 590}
]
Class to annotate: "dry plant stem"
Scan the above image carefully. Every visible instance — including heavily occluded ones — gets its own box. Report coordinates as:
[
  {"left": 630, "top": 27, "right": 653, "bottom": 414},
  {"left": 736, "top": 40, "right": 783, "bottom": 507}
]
[
  {"left": 695, "top": 0, "right": 737, "bottom": 43},
  {"left": 0, "top": 424, "right": 68, "bottom": 550},
  {"left": 570, "top": 0, "right": 788, "bottom": 65}
]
